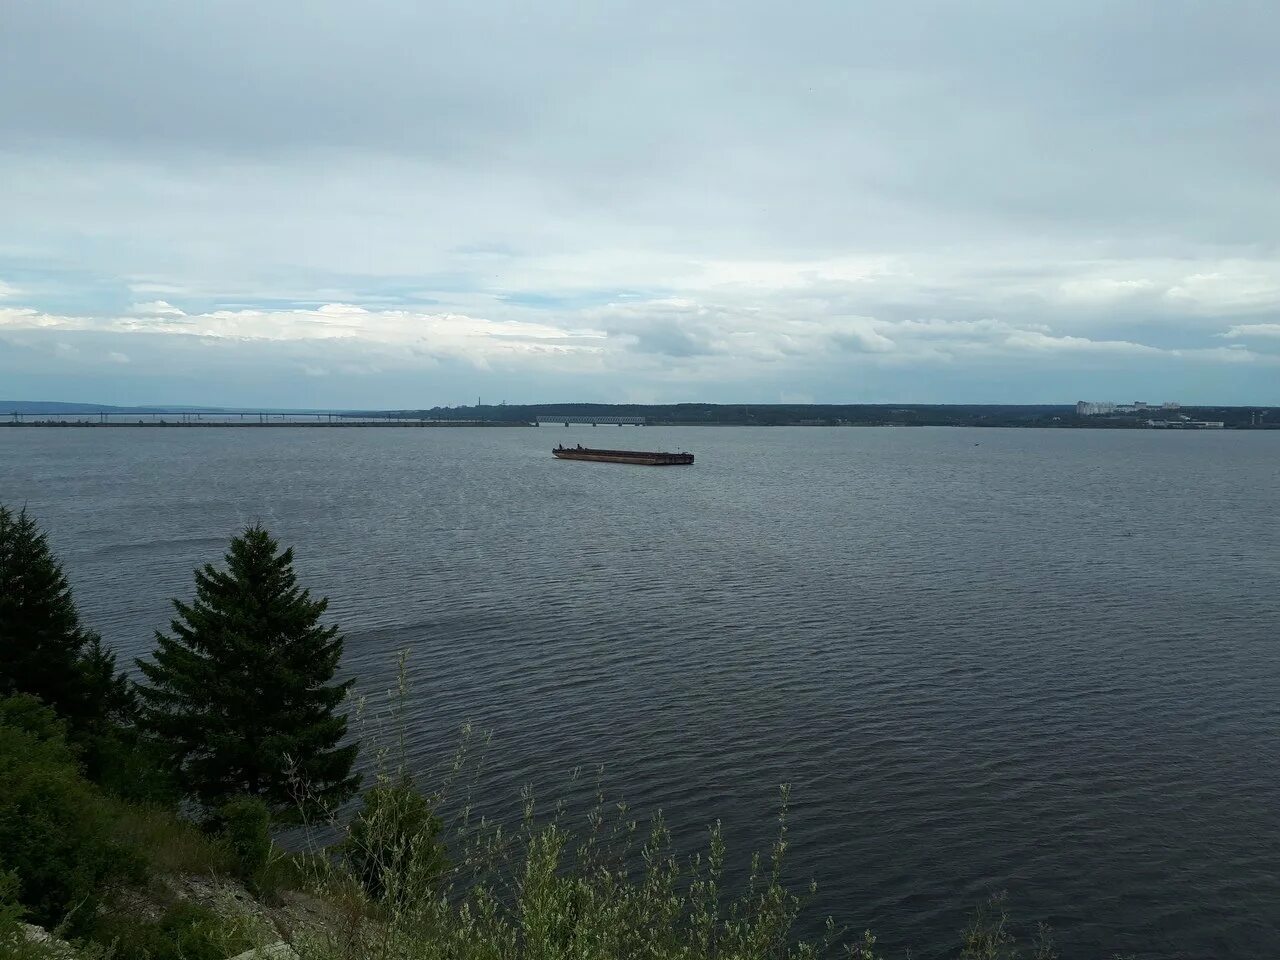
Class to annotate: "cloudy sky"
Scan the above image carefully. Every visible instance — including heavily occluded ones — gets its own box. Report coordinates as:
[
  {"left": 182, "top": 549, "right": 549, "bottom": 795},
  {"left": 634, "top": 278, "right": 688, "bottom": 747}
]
[{"left": 3, "top": 0, "right": 1278, "bottom": 407}]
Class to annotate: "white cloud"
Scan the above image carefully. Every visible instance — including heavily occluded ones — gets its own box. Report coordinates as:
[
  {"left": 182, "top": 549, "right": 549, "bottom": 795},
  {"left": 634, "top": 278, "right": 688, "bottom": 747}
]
[
  {"left": 3, "top": 293, "right": 1273, "bottom": 398},
  {"left": 0, "top": 307, "right": 62, "bottom": 329},
  {"left": 1058, "top": 278, "right": 1156, "bottom": 304},
  {"left": 129, "top": 300, "right": 186, "bottom": 316},
  {"left": 1222, "top": 323, "right": 1280, "bottom": 339},
  {"left": 1178, "top": 345, "right": 1260, "bottom": 364},
  {"left": 1, "top": 302, "right": 608, "bottom": 367},
  {"left": 696, "top": 256, "right": 899, "bottom": 290},
  {"left": 1163, "top": 267, "right": 1280, "bottom": 313},
  {"left": 1001, "top": 330, "right": 1162, "bottom": 356},
  {"left": 1042, "top": 262, "right": 1280, "bottom": 317},
  {"left": 128, "top": 281, "right": 192, "bottom": 296}
]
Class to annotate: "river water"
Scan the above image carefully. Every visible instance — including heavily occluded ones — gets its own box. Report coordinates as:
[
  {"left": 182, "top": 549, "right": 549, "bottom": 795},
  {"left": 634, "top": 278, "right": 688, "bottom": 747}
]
[{"left": 3, "top": 425, "right": 1278, "bottom": 958}]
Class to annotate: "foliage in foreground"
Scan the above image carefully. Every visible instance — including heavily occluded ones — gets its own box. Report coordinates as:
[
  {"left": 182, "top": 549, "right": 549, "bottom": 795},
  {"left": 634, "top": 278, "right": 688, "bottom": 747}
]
[
  {"left": 216, "top": 795, "right": 273, "bottom": 885},
  {"left": 277, "top": 688, "right": 1083, "bottom": 960},
  {"left": 293, "top": 777, "right": 1070, "bottom": 960},
  {"left": 0, "top": 693, "right": 244, "bottom": 956},
  {"left": 0, "top": 696, "right": 140, "bottom": 934},
  {"left": 297, "top": 785, "right": 823, "bottom": 960},
  {"left": 0, "top": 684, "right": 1081, "bottom": 960},
  {"left": 341, "top": 778, "right": 448, "bottom": 903},
  {"left": 90, "top": 901, "right": 254, "bottom": 960}
]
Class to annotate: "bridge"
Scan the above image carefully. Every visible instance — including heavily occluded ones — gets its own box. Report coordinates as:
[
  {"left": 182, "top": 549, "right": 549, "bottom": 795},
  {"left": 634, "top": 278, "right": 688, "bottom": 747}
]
[
  {"left": 4, "top": 411, "right": 523, "bottom": 428},
  {"left": 535, "top": 415, "right": 646, "bottom": 426},
  {"left": 7, "top": 409, "right": 648, "bottom": 427}
]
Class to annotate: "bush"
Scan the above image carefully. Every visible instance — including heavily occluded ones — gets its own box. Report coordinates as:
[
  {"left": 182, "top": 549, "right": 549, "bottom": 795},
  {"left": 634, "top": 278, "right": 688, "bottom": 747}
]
[
  {"left": 217, "top": 796, "right": 272, "bottom": 884},
  {"left": 340, "top": 779, "right": 448, "bottom": 903},
  {"left": 0, "top": 866, "right": 26, "bottom": 944},
  {"left": 960, "top": 893, "right": 1057, "bottom": 960},
  {"left": 0, "top": 869, "right": 65, "bottom": 960},
  {"left": 0, "top": 696, "right": 141, "bottom": 932},
  {"left": 87, "top": 729, "right": 181, "bottom": 807},
  {"left": 91, "top": 901, "right": 252, "bottom": 960},
  {"left": 293, "top": 784, "right": 814, "bottom": 960},
  {"left": 103, "top": 800, "right": 236, "bottom": 878}
]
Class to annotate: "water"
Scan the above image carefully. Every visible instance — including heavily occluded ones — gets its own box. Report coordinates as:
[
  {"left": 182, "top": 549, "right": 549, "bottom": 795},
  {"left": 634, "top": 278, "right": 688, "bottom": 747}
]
[{"left": 3, "top": 426, "right": 1278, "bottom": 958}]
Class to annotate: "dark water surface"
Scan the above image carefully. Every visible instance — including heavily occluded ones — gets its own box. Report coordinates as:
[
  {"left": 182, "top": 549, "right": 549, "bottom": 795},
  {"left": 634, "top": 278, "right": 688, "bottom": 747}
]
[{"left": 4, "top": 426, "right": 1278, "bottom": 957}]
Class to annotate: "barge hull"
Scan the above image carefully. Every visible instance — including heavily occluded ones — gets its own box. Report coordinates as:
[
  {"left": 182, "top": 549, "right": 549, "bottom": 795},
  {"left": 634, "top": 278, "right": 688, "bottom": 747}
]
[{"left": 553, "top": 448, "right": 694, "bottom": 466}]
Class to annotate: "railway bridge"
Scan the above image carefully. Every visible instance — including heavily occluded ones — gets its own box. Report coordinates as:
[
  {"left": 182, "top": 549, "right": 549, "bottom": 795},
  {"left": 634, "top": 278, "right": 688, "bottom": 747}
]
[{"left": 535, "top": 415, "right": 646, "bottom": 426}]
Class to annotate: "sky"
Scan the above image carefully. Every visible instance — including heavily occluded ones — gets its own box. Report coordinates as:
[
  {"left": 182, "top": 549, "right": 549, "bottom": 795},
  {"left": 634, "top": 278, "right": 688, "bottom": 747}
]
[{"left": 2, "top": 0, "right": 1279, "bottom": 408}]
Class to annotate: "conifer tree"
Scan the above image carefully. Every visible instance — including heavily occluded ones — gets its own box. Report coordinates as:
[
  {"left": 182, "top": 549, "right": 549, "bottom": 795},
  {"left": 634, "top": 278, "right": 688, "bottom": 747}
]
[
  {"left": 0, "top": 506, "right": 131, "bottom": 732},
  {"left": 136, "top": 525, "right": 359, "bottom": 817}
]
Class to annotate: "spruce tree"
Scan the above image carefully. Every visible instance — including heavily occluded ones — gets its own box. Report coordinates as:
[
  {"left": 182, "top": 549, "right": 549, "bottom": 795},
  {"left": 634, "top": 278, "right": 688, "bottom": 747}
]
[
  {"left": 136, "top": 524, "right": 359, "bottom": 817},
  {"left": 0, "top": 506, "right": 131, "bottom": 732}
]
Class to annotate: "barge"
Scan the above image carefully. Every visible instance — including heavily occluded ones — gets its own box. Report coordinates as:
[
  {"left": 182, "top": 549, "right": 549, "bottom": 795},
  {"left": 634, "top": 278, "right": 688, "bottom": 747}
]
[{"left": 553, "top": 444, "right": 694, "bottom": 466}]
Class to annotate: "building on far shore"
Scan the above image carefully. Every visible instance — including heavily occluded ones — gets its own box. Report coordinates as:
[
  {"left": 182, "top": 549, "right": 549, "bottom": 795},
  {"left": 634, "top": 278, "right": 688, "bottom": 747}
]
[
  {"left": 1146, "top": 419, "right": 1224, "bottom": 429},
  {"left": 1076, "top": 401, "right": 1117, "bottom": 415},
  {"left": 1076, "top": 400, "right": 1180, "bottom": 416}
]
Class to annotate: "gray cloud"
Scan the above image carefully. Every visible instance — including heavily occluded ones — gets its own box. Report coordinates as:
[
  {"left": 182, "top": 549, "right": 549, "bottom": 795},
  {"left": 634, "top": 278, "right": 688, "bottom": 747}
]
[{"left": 1, "top": 0, "right": 1278, "bottom": 403}]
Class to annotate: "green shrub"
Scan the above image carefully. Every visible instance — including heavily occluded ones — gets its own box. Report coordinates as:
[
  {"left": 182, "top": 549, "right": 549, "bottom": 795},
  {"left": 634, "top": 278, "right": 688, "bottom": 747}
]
[
  {"left": 0, "top": 865, "right": 67, "bottom": 960},
  {"left": 217, "top": 796, "right": 272, "bottom": 883},
  {"left": 250, "top": 849, "right": 333, "bottom": 904},
  {"left": 960, "top": 893, "right": 1057, "bottom": 960},
  {"left": 293, "top": 785, "right": 814, "bottom": 960},
  {"left": 103, "top": 799, "right": 236, "bottom": 878},
  {"left": 0, "top": 695, "right": 67, "bottom": 745},
  {"left": 85, "top": 728, "right": 181, "bottom": 806},
  {"left": 0, "top": 866, "right": 26, "bottom": 942},
  {"left": 0, "top": 696, "right": 142, "bottom": 932},
  {"left": 340, "top": 779, "right": 448, "bottom": 903},
  {"left": 91, "top": 901, "right": 252, "bottom": 960}
]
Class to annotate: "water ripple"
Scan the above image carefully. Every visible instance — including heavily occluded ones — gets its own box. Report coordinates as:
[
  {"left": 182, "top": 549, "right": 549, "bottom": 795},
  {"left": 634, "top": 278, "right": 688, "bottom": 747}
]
[{"left": 3, "top": 426, "right": 1278, "bottom": 958}]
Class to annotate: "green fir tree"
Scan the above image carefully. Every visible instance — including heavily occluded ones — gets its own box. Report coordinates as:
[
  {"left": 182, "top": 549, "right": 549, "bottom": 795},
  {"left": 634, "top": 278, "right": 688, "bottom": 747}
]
[
  {"left": 136, "top": 524, "right": 359, "bottom": 817},
  {"left": 0, "top": 506, "right": 132, "bottom": 733}
]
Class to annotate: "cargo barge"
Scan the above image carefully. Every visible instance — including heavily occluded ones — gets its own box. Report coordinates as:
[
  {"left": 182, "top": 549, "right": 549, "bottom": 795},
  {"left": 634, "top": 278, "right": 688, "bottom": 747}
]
[{"left": 553, "top": 444, "right": 694, "bottom": 466}]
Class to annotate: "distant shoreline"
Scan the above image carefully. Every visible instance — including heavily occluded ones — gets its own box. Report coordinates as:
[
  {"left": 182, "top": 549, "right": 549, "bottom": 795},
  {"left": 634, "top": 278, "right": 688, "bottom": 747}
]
[
  {"left": 5, "top": 401, "right": 1277, "bottom": 430},
  {"left": 1, "top": 420, "right": 528, "bottom": 429},
  {"left": 4, "top": 420, "right": 1275, "bottom": 431}
]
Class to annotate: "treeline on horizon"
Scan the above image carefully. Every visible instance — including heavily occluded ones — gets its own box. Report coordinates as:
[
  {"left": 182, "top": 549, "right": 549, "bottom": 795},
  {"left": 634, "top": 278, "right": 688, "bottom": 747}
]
[
  {"left": 8, "top": 400, "right": 1277, "bottom": 429},
  {"left": 352, "top": 402, "right": 1277, "bottom": 429},
  {"left": 373, "top": 402, "right": 1068, "bottom": 426}
]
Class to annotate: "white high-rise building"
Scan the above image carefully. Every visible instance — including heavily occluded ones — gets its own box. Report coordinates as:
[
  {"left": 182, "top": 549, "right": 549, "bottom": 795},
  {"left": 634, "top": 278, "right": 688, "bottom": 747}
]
[{"left": 1075, "top": 401, "right": 1117, "bottom": 416}]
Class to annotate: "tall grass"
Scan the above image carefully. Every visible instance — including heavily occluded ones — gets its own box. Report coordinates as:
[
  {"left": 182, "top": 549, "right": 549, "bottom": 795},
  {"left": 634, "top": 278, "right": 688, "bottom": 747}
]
[
  {"left": 270, "top": 656, "right": 825, "bottom": 958},
  {"left": 101, "top": 799, "right": 237, "bottom": 878},
  {"left": 281, "top": 659, "right": 877, "bottom": 959},
  {"left": 289, "top": 777, "right": 832, "bottom": 960},
  {"left": 263, "top": 656, "right": 1084, "bottom": 959}
]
